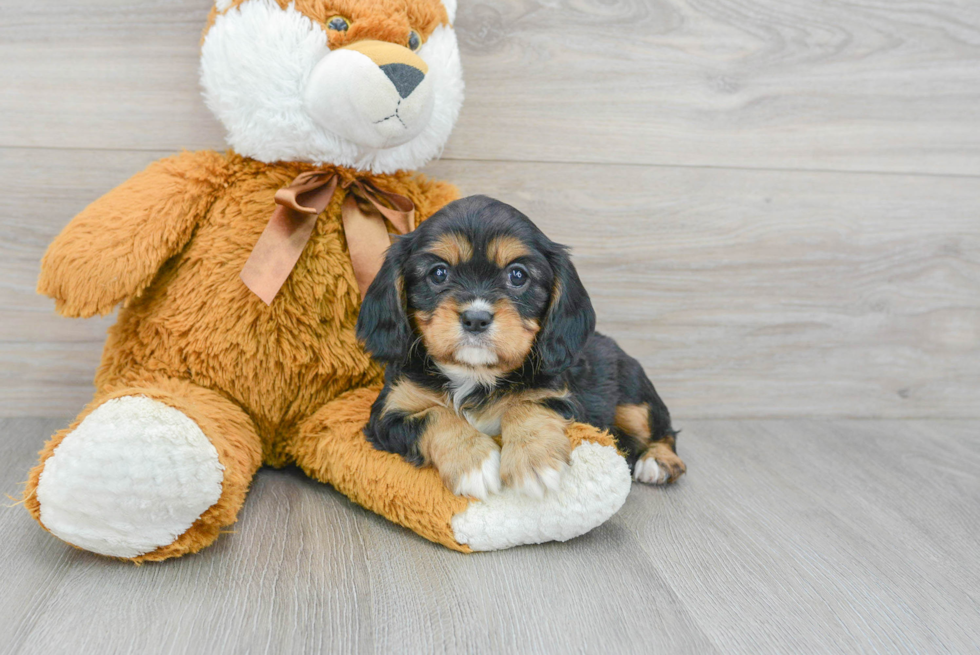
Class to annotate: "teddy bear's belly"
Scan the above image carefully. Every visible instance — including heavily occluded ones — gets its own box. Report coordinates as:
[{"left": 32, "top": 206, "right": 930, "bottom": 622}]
[{"left": 96, "top": 204, "right": 382, "bottom": 451}]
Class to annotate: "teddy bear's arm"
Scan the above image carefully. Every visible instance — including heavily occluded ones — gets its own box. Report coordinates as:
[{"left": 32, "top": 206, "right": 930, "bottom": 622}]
[{"left": 38, "top": 151, "right": 233, "bottom": 318}]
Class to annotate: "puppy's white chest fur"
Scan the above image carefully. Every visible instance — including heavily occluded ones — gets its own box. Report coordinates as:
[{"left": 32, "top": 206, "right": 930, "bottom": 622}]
[{"left": 437, "top": 363, "right": 502, "bottom": 436}]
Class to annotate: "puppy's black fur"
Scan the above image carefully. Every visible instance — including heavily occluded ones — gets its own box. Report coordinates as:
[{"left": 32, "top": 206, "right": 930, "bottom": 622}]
[{"left": 356, "top": 195, "right": 684, "bottom": 485}]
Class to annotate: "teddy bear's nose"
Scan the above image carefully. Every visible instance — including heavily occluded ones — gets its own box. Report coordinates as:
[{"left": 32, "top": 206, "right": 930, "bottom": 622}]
[
  {"left": 380, "top": 63, "right": 425, "bottom": 99},
  {"left": 339, "top": 40, "right": 430, "bottom": 100}
]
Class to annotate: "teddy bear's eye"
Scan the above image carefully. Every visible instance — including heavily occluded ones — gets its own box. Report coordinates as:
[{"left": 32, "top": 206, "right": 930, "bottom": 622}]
[
  {"left": 408, "top": 30, "right": 422, "bottom": 51},
  {"left": 327, "top": 16, "right": 350, "bottom": 31}
]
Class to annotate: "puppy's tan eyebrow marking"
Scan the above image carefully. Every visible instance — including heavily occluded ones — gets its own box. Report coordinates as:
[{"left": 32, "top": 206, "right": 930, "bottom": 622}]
[
  {"left": 487, "top": 236, "right": 531, "bottom": 268},
  {"left": 427, "top": 232, "right": 473, "bottom": 265}
]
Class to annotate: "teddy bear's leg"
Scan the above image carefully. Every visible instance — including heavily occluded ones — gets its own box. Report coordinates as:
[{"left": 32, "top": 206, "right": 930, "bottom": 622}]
[
  {"left": 288, "top": 387, "right": 633, "bottom": 552},
  {"left": 23, "top": 377, "right": 262, "bottom": 562}
]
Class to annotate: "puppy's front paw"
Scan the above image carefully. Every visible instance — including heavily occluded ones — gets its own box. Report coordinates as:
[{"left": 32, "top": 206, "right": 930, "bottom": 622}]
[
  {"left": 449, "top": 448, "right": 502, "bottom": 501},
  {"left": 500, "top": 431, "right": 572, "bottom": 500},
  {"left": 421, "top": 409, "right": 504, "bottom": 501},
  {"left": 634, "top": 445, "right": 686, "bottom": 485}
]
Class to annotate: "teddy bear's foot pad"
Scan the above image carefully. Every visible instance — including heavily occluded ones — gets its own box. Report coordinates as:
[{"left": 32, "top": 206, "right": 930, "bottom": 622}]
[
  {"left": 450, "top": 440, "right": 631, "bottom": 551},
  {"left": 36, "top": 396, "right": 225, "bottom": 558}
]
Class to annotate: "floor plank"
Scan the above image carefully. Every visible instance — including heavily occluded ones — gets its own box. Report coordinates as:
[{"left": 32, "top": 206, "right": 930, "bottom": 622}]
[
  {"left": 2, "top": 418, "right": 978, "bottom": 654},
  {"left": 3, "top": 148, "right": 978, "bottom": 419},
  {"left": 620, "top": 419, "right": 980, "bottom": 653},
  {"left": 1, "top": 1, "right": 979, "bottom": 174}
]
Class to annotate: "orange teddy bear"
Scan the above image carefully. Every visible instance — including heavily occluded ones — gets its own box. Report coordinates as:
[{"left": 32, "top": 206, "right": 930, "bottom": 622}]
[{"left": 23, "top": 0, "right": 631, "bottom": 562}]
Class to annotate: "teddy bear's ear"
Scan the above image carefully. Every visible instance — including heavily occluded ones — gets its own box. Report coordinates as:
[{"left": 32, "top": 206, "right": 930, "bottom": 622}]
[{"left": 442, "top": 0, "right": 457, "bottom": 23}]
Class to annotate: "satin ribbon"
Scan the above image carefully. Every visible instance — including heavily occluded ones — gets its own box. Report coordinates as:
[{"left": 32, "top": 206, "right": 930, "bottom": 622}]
[{"left": 240, "top": 171, "right": 415, "bottom": 305}]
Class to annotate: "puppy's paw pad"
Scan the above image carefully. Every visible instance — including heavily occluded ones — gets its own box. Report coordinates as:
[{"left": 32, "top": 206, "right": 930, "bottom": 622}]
[
  {"left": 506, "top": 461, "right": 569, "bottom": 499},
  {"left": 451, "top": 450, "right": 501, "bottom": 501},
  {"left": 519, "top": 464, "right": 567, "bottom": 499},
  {"left": 538, "top": 465, "right": 565, "bottom": 493},
  {"left": 634, "top": 452, "right": 686, "bottom": 485},
  {"left": 633, "top": 457, "right": 665, "bottom": 484}
]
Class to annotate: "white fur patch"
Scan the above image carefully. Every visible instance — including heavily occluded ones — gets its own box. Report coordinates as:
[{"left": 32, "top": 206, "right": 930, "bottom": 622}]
[
  {"left": 200, "top": 2, "right": 464, "bottom": 173},
  {"left": 442, "top": 0, "right": 457, "bottom": 24},
  {"left": 438, "top": 362, "right": 499, "bottom": 411},
  {"left": 454, "top": 345, "right": 498, "bottom": 367},
  {"left": 452, "top": 450, "right": 502, "bottom": 501},
  {"left": 514, "top": 463, "right": 566, "bottom": 500},
  {"left": 36, "top": 396, "right": 225, "bottom": 558},
  {"left": 452, "top": 442, "right": 631, "bottom": 550},
  {"left": 464, "top": 299, "right": 493, "bottom": 313},
  {"left": 215, "top": 0, "right": 234, "bottom": 11},
  {"left": 633, "top": 456, "right": 667, "bottom": 484}
]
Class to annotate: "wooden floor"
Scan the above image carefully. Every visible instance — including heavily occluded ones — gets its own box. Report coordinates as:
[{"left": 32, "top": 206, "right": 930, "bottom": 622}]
[
  {"left": 2, "top": 0, "right": 979, "bottom": 653},
  {"left": 3, "top": 418, "right": 979, "bottom": 654}
]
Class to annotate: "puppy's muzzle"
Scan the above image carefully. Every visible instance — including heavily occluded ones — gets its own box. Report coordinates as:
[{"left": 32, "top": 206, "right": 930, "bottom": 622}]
[{"left": 304, "top": 40, "right": 435, "bottom": 149}]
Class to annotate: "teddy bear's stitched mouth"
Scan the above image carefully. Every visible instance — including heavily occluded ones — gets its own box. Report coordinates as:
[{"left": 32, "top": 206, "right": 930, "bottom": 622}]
[{"left": 373, "top": 99, "right": 409, "bottom": 129}]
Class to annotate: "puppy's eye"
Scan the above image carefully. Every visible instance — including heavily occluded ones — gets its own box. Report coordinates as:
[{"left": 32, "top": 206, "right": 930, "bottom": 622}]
[
  {"left": 428, "top": 264, "right": 449, "bottom": 285},
  {"left": 507, "top": 265, "right": 529, "bottom": 288},
  {"left": 327, "top": 16, "right": 350, "bottom": 31},
  {"left": 408, "top": 30, "right": 422, "bottom": 51}
]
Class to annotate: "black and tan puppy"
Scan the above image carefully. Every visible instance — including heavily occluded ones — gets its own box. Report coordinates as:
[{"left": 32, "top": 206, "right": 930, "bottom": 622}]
[{"left": 356, "top": 196, "right": 685, "bottom": 500}]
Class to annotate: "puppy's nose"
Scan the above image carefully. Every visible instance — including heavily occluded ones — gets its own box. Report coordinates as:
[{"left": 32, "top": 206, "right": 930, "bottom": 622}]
[
  {"left": 460, "top": 310, "right": 494, "bottom": 334},
  {"left": 381, "top": 63, "right": 425, "bottom": 99}
]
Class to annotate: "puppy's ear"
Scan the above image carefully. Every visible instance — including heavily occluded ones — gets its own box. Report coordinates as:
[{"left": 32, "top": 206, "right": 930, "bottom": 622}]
[
  {"left": 356, "top": 236, "right": 414, "bottom": 364},
  {"left": 536, "top": 244, "right": 596, "bottom": 376}
]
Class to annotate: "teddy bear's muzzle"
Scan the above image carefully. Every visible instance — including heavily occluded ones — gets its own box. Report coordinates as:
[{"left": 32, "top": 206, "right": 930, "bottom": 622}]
[{"left": 304, "top": 40, "right": 436, "bottom": 150}]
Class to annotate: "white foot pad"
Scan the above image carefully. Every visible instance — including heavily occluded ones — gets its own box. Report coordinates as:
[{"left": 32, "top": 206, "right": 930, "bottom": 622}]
[
  {"left": 451, "top": 442, "right": 630, "bottom": 551},
  {"left": 36, "top": 396, "right": 225, "bottom": 558}
]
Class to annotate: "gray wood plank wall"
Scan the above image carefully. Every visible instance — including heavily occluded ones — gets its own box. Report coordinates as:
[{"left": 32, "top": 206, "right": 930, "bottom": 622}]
[{"left": 1, "top": 0, "right": 978, "bottom": 419}]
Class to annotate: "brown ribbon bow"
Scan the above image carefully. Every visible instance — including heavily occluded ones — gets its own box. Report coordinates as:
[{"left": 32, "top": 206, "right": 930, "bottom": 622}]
[{"left": 240, "top": 171, "right": 415, "bottom": 305}]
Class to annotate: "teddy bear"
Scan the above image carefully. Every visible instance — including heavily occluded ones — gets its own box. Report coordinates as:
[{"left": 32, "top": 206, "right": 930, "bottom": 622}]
[{"left": 22, "top": 0, "right": 632, "bottom": 562}]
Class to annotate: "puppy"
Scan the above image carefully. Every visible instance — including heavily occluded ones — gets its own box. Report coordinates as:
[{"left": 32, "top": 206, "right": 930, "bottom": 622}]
[{"left": 356, "top": 196, "right": 685, "bottom": 499}]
